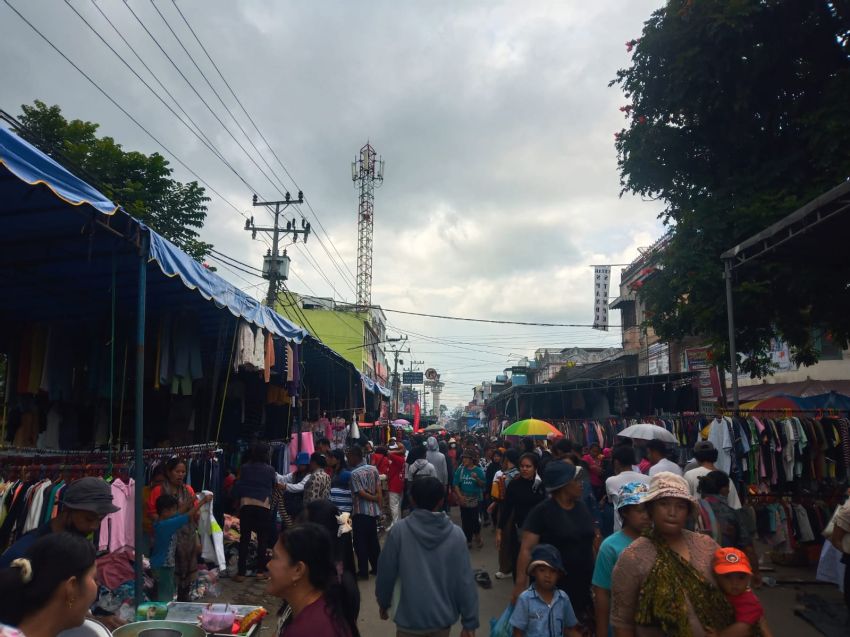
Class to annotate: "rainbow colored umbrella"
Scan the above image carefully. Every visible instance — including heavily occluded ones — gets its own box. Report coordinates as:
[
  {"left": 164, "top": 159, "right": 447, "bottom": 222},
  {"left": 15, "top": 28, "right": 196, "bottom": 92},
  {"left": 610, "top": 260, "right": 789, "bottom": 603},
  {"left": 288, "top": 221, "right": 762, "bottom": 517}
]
[{"left": 502, "top": 418, "right": 563, "bottom": 438}]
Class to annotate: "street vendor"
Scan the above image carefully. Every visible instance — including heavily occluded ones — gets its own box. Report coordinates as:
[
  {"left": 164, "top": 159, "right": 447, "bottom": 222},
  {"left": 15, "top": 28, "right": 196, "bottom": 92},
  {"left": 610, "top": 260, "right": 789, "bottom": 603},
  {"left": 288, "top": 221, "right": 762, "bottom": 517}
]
[{"left": 0, "top": 477, "right": 124, "bottom": 629}]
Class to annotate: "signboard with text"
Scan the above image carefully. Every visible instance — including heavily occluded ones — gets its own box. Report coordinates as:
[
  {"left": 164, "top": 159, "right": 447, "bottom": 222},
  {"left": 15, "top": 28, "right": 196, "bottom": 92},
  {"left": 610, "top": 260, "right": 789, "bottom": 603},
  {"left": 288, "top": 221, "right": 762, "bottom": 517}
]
[
  {"left": 402, "top": 371, "right": 424, "bottom": 384},
  {"left": 593, "top": 266, "right": 611, "bottom": 331},
  {"left": 685, "top": 347, "right": 723, "bottom": 411}
]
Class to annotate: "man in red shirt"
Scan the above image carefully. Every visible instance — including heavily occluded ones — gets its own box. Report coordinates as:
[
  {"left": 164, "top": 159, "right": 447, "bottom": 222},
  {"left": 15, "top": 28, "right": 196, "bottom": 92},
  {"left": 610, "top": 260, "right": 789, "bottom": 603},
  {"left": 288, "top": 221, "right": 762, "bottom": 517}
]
[{"left": 385, "top": 441, "right": 406, "bottom": 530}]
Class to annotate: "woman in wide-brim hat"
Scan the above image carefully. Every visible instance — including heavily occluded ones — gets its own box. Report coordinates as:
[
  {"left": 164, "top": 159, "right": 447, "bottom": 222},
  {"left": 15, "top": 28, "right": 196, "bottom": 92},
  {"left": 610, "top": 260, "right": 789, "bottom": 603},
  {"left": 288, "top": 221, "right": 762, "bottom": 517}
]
[{"left": 610, "top": 472, "right": 734, "bottom": 637}]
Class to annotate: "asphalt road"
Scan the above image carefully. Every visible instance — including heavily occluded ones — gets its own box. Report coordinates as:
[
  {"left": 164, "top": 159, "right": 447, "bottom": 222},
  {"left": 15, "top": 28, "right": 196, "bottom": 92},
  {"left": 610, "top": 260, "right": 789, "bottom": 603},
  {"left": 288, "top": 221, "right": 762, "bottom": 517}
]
[{"left": 213, "top": 514, "right": 845, "bottom": 636}]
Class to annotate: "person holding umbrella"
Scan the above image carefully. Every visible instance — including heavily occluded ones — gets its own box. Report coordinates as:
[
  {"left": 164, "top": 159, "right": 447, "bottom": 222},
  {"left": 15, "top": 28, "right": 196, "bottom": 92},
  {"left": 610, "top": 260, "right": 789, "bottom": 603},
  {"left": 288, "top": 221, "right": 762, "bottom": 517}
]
[{"left": 646, "top": 440, "right": 683, "bottom": 476}]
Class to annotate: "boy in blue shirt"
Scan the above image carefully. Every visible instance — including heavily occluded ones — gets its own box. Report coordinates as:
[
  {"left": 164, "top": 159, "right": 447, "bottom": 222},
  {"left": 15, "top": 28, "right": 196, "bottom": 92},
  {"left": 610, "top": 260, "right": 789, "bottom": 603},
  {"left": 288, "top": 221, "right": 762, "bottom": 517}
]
[
  {"left": 591, "top": 481, "right": 651, "bottom": 637},
  {"left": 511, "top": 544, "right": 580, "bottom": 637},
  {"left": 151, "top": 494, "right": 200, "bottom": 602}
]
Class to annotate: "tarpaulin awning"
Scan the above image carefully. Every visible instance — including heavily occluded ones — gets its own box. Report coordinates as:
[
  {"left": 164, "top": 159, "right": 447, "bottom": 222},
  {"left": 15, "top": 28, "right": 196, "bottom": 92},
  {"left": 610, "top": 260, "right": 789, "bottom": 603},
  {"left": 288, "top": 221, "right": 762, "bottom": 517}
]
[
  {"left": 737, "top": 379, "right": 850, "bottom": 404},
  {"left": 361, "top": 373, "right": 392, "bottom": 399},
  {"left": 0, "top": 125, "right": 307, "bottom": 343}
]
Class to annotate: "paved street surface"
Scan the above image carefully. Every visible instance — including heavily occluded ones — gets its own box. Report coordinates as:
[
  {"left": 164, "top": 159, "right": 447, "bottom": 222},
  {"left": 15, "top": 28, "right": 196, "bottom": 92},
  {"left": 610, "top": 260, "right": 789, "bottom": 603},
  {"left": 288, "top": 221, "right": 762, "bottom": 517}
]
[{"left": 211, "top": 514, "right": 844, "bottom": 637}]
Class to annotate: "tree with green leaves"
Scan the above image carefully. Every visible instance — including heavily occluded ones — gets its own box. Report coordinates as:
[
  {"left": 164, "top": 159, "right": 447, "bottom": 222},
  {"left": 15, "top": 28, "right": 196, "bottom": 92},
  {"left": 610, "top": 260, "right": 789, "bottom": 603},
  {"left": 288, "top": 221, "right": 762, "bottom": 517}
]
[
  {"left": 612, "top": 0, "right": 850, "bottom": 378},
  {"left": 17, "top": 100, "right": 212, "bottom": 260}
]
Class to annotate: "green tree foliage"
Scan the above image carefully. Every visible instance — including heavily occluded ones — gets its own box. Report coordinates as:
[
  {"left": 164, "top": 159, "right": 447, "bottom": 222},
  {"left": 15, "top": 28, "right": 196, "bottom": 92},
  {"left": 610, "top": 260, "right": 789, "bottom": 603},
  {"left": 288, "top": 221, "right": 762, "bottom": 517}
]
[
  {"left": 612, "top": 0, "right": 850, "bottom": 377},
  {"left": 17, "top": 101, "right": 212, "bottom": 260}
]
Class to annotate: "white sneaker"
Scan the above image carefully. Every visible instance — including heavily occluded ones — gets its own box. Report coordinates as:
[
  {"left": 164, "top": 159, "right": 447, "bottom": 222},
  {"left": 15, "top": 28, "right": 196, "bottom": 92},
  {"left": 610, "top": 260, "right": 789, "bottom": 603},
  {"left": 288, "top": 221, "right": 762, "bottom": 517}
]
[{"left": 494, "top": 571, "right": 511, "bottom": 579}]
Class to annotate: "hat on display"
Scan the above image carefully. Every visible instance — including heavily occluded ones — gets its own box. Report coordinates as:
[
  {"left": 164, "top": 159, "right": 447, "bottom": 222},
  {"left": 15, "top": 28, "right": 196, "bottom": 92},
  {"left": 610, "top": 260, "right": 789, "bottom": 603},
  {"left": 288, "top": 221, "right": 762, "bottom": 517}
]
[
  {"left": 527, "top": 543, "right": 564, "bottom": 575},
  {"left": 541, "top": 462, "right": 581, "bottom": 493},
  {"left": 61, "top": 477, "right": 120, "bottom": 516},
  {"left": 295, "top": 451, "right": 311, "bottom": 466},
  {"left": 713, "top": 547, "right": 752, "bottom": 576},
  {"left": 694, "top": 440, "right": 716, "bottom": 453},
  {"left": 641, "top": 471, "right": 696, "bottom": 511},
  {"left": 616, "top": 481, "right": 649, "bottom": 510}
]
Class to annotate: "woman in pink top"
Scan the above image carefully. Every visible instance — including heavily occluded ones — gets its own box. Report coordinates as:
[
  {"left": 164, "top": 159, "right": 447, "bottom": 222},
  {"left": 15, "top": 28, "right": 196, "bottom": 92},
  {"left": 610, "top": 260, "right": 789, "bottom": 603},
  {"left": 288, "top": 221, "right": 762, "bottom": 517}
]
[
  {"left": 268, "top": 523, "right": 359, "bottom": 637},
  {"left": 582, "top": 443, "right": 605, "bottom": 499}
]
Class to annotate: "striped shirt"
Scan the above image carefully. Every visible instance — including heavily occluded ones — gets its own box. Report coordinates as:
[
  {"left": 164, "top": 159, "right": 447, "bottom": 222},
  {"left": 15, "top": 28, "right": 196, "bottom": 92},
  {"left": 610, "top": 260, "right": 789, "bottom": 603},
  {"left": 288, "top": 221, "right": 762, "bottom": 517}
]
[
  {"left": 349, "top": 462, "right": 381, "bottom": 517},
  {"left": 329, "top": 486, "right": 353, "bottom": 513}
]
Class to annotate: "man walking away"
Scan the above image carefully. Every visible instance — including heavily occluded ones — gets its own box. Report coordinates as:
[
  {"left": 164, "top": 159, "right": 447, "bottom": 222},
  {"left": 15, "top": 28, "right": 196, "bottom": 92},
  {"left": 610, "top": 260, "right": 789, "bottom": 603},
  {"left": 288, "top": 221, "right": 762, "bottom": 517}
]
[
  {"left": 347, "top": 445, "right": 383, "bottom": 580},
  {"left": 376, "top": 476, "right": 479, "bottom": 637},
  {"left": 645, "top": 439, "right": 683, "bottom": 476},
  {"left": 604, "top": 446, "right": 650, "bottom": 531},
  {"left": 426, "top": 436, "right": 448, "bottom": 490}
]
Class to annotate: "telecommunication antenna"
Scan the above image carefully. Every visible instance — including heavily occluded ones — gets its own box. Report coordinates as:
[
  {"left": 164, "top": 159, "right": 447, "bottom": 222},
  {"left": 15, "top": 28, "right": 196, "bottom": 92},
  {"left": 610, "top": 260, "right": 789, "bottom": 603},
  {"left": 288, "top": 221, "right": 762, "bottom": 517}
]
[{"left": 351, "top": 142, "right": 384, "bottom": 309}]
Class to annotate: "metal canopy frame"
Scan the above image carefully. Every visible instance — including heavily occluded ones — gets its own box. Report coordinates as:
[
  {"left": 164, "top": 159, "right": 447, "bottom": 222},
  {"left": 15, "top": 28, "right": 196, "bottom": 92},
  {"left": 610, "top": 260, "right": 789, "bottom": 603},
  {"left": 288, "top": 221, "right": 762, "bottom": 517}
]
[
  {"left": 721, "top": 180, "right": 850, "bottom": 410},
  {"left": 721, "top": 180, "right": 850, "bottom": 267}
]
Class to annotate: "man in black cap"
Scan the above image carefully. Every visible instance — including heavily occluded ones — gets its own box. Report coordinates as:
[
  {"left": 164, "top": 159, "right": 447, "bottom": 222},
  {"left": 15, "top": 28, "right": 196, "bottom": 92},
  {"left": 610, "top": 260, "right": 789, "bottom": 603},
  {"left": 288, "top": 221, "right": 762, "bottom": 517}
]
[{"left": 0, "top": 476, "right": 120, "bottom": 568}]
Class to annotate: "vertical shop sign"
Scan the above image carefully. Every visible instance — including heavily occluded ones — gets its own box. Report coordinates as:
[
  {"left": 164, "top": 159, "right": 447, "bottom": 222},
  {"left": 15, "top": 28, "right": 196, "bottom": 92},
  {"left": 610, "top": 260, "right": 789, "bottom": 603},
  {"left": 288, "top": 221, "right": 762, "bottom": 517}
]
[
  {"left": 685, "top": 346, "right": 723, "bottom": 411},
  {"left": 593, "top": 266, "right": 611, "bottom": 331}
]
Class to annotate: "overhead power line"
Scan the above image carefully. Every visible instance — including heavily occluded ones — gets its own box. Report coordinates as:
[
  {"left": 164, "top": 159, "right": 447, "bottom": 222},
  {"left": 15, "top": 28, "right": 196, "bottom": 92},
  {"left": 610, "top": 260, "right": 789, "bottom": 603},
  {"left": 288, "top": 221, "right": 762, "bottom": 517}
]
[
  {"left": 1, "top": 0, "right": 249, "bottom": 223},
  {"left": 167, "top": 0, "right": 359, "bottom": 291},
  {"left": 380, "top": 307, "right": 622, "bottom": 328}
]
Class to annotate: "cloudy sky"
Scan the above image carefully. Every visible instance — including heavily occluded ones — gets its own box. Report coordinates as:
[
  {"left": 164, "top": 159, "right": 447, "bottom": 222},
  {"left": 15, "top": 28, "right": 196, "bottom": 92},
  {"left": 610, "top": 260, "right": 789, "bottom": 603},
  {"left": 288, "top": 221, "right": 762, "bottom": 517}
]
[{"left": 1, "top": 0, "right": 665, "bottom": 407}]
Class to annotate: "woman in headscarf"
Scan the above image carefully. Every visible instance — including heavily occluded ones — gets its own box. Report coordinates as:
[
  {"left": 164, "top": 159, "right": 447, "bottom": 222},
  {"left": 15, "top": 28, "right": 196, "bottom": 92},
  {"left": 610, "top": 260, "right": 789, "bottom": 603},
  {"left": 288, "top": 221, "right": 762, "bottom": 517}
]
[{"left": 611, "top": 472, "right": 733, "bottom": 637}]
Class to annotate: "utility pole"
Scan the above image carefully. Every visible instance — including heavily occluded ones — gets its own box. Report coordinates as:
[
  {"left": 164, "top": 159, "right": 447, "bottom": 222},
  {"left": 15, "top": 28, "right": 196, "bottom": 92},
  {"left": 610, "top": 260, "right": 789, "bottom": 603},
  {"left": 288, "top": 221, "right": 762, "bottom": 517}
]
[
  {"left": 388, "top": 337, "right": 409, "bottom": 418},
  {"left": 407, "top": 359, "right": 424, "bottom": 412},
  {"left": 245, "top": 192, "right": 309, "bottom": 307}
]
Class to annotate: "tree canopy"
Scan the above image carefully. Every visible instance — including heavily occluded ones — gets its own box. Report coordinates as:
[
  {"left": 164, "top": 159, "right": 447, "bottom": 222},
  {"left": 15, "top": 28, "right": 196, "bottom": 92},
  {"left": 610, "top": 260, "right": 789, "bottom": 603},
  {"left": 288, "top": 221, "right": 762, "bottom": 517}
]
[
  {"left": 17, "top": 101, "right": 212, "bottom": 260},
  {"left": 613, "top": 0, "right": 850, "bottom": 377}
]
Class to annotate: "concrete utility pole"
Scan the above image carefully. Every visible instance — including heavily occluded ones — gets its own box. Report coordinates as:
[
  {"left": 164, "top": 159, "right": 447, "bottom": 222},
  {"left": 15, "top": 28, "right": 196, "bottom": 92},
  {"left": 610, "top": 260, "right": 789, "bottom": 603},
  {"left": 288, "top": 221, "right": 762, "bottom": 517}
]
[
  {"left": 245, "top": 192, "right": 309, "bottom": 307},
  {"left": 407, "top": 359, "right": 424, "bottom": 411},
  {"left": 388, "top": 338, "right": 409, "bottom": 417}
]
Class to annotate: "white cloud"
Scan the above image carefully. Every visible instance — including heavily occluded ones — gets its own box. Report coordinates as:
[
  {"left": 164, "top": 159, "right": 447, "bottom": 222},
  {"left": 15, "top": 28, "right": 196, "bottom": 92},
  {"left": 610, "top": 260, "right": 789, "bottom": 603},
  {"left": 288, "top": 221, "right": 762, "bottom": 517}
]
[{"left": 0, "top": 0, "right": 665, "bottom": 405}]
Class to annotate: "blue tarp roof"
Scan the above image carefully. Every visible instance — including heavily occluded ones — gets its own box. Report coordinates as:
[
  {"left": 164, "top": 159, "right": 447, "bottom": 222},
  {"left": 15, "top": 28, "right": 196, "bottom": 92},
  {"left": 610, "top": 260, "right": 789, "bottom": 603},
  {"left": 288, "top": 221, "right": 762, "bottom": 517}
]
[{"left": 0, "top": 125, "right": 307, "bottom": 343}]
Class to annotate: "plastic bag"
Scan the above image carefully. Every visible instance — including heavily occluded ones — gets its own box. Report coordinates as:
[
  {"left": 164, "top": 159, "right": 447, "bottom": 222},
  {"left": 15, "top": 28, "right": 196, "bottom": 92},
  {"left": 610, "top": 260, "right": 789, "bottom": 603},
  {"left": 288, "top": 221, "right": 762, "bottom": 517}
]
[
  {"left": 201, "top": 603, "right": 236, "bottom": 632},
  {"left": 490, "top": 603, "right": 514, "bottom": 637}
]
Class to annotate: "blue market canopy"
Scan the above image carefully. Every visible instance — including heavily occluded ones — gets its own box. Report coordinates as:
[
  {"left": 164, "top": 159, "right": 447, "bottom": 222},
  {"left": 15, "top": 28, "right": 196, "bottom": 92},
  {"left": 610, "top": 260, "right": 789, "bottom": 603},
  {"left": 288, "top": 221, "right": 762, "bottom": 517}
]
[
  {"left": 0, "top": 125, "right": 306, "bottom": 343},
  {"left": 361, "top": 373, "right": 392, "bottom": 398}
]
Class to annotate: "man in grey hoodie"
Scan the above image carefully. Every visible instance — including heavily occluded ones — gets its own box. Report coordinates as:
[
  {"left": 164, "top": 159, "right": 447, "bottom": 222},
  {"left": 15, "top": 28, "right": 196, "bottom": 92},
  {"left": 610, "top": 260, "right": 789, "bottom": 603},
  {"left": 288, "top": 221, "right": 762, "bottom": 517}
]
[
  {"left": 426, "top": 436, "right": 449, "bottom": 487},
  {"left": 376, "top": 476, "right": 479, "bottom": 637}
]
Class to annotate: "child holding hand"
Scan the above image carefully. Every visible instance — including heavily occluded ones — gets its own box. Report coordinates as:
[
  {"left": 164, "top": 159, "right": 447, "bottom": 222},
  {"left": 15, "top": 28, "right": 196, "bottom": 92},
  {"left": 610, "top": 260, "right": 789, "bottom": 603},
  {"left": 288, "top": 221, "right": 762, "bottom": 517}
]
[{"left": 510, "top": 544, "right": 581, "bottom": 637}]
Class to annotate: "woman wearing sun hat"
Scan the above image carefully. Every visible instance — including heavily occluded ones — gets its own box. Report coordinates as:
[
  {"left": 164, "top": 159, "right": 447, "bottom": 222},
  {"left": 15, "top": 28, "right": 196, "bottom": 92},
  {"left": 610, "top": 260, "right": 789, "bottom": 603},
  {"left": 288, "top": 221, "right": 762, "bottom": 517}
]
[{"left": 610, "top": 472, "right": 734, "bottom": 637}]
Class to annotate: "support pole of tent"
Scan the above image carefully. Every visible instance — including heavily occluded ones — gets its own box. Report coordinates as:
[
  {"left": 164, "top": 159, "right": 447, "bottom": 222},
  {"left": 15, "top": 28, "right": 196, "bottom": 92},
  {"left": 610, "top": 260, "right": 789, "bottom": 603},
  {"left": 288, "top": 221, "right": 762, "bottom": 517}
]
[
  {"left": 134, "top": 234, "right": 149, "bottom": 610},
  {"left": 724, "top": 258, "right": 739, "bottom": 411}
]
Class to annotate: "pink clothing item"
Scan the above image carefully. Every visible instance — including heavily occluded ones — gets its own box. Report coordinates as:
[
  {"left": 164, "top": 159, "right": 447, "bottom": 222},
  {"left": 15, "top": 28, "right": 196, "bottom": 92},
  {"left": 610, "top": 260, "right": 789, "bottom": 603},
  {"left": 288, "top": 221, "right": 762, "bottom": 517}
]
[
  {"left": 98, "top": 479, "right": 134, "bottom": 552},
  {"left": 582, "top": 454, "right": 603, "bottom": 488},
  {"left": 638, "top": 458, "right": 651, "bottom": 474},
  {"left": 289, "top": 433, "right": 315, "bottom": 462},
  {"left": 96, "top": 546, "right": 135, "bottom": 589}
]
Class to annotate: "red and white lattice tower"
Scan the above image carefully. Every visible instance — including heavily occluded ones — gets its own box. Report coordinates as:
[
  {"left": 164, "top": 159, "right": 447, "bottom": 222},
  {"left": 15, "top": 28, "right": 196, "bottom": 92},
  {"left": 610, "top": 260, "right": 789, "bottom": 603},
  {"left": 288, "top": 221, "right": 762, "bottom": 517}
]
[{"left": 351, "top": 142, "right": 384, "bottom": 309}]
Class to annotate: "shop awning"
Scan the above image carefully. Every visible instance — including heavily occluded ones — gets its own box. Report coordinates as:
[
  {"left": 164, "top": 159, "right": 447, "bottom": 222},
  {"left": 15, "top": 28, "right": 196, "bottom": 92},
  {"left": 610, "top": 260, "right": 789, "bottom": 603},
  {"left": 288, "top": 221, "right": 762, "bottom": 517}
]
[
  {"left": 0, "top": 125, "right": 307, "bottom": 343},
  {"left": 361, "top": 373, "right": 392, "bottom": 399}
]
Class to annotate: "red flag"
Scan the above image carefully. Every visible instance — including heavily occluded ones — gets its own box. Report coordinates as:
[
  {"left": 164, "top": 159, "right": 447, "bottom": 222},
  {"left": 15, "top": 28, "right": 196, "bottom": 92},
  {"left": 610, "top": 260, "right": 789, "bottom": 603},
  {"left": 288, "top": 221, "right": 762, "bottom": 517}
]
[{"left": 414, "top": 403, "right": 421, "bottom": 433}]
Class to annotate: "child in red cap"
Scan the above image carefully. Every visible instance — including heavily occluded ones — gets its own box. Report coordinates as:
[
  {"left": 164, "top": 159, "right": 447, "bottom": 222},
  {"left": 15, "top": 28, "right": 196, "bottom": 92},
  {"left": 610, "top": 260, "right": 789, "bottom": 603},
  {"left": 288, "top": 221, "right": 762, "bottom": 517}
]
[{"left": 710, "top": 547, "right": 774, "bottom": 637}]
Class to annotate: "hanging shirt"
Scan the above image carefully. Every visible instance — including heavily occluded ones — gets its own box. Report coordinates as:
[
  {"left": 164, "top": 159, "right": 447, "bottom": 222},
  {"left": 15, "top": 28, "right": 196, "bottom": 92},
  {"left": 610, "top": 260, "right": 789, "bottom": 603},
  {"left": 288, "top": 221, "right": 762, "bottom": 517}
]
[{"left": 708, "top": 418, "right": 734, "bottom": 474}]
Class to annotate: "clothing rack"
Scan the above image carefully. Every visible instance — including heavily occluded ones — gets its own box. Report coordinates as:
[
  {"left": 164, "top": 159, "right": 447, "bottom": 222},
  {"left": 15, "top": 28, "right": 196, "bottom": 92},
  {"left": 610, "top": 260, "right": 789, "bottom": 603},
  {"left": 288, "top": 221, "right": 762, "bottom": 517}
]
[{"left": 0, "top": 442, "right": 221, "bottom": 457}]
